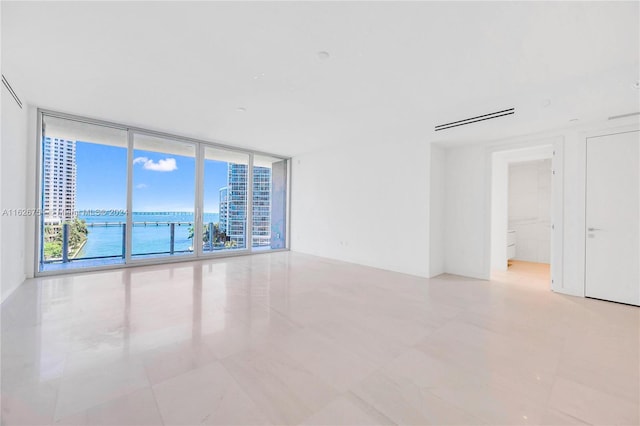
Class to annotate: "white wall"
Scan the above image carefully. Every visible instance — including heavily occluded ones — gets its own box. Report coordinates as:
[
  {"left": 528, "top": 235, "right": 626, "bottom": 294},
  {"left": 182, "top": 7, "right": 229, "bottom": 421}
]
[
  {"left": 443, "top": 144, "right": 489, "bottom": 279},
  {"left": 437, "top": 118, "right": 640, "bottom": 297},
  {"left": 490, "top": 152, "right": 509, "bottom": 271},
  {"left": 508, "top": 159, "right": 552, "bottom": 263},
  {"left": 291, "top": 139, "right": 430, "bottom": 278},
  {"left": 429, "top": 144, "right": 445, "bottom": 277},
  {"left": 1, "top": 82, "right": 30, "bottom": 303},
  {"left": 1, "top": 2, "right": 3, "bottom": 303}
]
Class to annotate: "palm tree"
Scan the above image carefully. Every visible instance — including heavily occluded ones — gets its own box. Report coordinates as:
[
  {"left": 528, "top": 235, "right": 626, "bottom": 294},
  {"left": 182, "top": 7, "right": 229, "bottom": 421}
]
[{"left": 188, "top": 223, "right": 226, "bottom": 244}]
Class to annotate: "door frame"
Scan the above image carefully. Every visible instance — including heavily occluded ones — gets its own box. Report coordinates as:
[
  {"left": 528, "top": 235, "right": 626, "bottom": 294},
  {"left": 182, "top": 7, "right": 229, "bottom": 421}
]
[{"left": 485, "top": 136, "right": 565, "bottom": 292}]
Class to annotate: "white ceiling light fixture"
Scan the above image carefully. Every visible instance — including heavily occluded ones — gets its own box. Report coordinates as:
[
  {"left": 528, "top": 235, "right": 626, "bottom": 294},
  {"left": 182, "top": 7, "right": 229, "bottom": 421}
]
[
  {"left": 569, "top": 118, "right": 579, "bottom": 122},
  {"left": 317, "top": 51, "right": 330, "bottom": 60},
  {"left": 236, "top": 107, "right": 247, "bottom": 113},
  {"left": 633, "top": 80, "right": 640, "bottom": 90}
]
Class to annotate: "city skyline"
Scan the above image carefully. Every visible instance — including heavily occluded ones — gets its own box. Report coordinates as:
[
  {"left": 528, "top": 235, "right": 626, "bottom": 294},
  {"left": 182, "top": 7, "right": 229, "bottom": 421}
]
[{"left": 67, "top": 138, "right": 231, "bottom": 213}]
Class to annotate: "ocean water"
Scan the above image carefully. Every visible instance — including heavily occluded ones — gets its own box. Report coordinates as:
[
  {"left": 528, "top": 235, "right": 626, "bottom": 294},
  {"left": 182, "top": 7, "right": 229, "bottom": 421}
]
[{"left": 77, "top": 212, "right": 220, "bottom": 258}]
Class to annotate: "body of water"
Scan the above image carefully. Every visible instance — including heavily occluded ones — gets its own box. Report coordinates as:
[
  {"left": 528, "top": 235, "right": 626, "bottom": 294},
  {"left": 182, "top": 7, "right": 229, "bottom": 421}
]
[{"left": 77, "top": 212, "right": 220, "bottom": 259}]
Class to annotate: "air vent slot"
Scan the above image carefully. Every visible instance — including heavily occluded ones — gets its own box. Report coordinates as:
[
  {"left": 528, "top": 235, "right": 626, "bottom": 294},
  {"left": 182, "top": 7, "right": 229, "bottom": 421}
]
[
  {"left": 608, "top": 112, "right": 640, "bottom": 120},
  {"left": 2, "top": 74, "right": 23, "bottom": 109},
  {"left": 435, "top": 107, "right": 514, "bottom": 131}
]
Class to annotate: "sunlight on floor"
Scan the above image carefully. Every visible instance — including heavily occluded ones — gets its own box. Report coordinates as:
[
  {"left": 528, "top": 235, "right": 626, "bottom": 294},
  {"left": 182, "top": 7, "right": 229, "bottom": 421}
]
[{"left": 492, "top": 260, "right": 551, "bottom": 290}]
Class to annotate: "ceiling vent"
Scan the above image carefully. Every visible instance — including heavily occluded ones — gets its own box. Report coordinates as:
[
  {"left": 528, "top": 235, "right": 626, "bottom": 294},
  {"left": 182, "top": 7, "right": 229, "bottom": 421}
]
[
  {"left": 2, "top": 74, "right": 23, "bottom": 109},
  {"left": 608, "top": 112, "right": 640, "bottom": 120},
  {"left": 435, "top": 107, "right": 514, "bottom": 131}
]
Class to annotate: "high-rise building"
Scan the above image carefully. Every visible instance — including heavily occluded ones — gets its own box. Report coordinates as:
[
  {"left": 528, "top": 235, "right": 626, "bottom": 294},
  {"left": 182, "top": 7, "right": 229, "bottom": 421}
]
[
  {"left": 42, "top": 137, "right": 76, "bottom": 223},
  {"left": 218, "top": 187, "right": 229, "bottom": 235},
  {"left": 219, "top": 163, "right": 271, "bottom": 248},
  {"left": 252, "top": 166, "right": 271, "bottom": 247}
]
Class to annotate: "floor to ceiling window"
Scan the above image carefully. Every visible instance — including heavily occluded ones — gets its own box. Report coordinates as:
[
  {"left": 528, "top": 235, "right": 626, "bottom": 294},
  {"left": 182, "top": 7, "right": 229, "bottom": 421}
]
[
  {"left": 253, "top": 155, "right": 288, "bottom": 250},
  {"left": 131, "top": 133, "right": 196, "bottom": 260},
  {"left": 37, "top": 111, "right": 289, "bottom": 274},
  {"left": 40, "top": 115, "right": 128, "bottom": 272},
  {"left": 202, "top": 146, "right": 250, "bottom": 254}
]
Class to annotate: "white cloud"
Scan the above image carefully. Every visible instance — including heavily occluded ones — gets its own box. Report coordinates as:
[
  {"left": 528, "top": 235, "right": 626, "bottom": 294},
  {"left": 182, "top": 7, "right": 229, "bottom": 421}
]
[
  {"left": 133, "top": 156, "right": 178, "bottom": 172},
  {"left": 135, "top": 183, "right": 148, "bottom": 189}
]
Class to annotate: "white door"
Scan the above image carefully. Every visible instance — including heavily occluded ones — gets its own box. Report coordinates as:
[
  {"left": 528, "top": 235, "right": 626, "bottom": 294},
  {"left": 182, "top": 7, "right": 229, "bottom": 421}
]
[{"left": 585, "top": 131, "right": 639, "bottom": 305}]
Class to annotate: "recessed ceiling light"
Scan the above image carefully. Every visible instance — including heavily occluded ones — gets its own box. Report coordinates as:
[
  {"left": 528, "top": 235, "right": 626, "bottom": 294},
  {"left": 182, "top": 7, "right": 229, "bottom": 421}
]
[
  {"left": 569, "top": 118, "right": 579, "bottom": 122},
  {"left": 633, "top": 80, "right": 640, "bottom": 90},
  {"left": 253, "top": 73, "right": 265, "bottom": 81},
  {"left": 542, "top": 99, "right": 551, "bottom": 107},
  {"left": 236, "top": 107, "right": 246, "bottom": 113},
  {"left": 317, "top": 51, "right": 330, "bottom": 60}
]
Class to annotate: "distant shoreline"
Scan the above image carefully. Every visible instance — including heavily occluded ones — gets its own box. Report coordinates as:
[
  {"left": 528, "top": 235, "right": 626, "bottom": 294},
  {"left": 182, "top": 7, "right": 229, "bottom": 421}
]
[
  {"left": 77, "top": 212, "right": 220, "bottom": 223},
  {"left": 77, "top": 213, "right": 220, "bottom": 259}
]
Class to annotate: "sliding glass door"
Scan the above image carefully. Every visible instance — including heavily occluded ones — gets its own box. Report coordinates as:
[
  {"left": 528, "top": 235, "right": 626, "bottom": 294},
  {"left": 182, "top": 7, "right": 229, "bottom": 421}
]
[
  {"left": 201, "top": 146, "right": 249, "bottom": 254},
  {"left": 37, "top": 111, "right": 289, "bottom": 275},
  {"left": 253, "top": 155, "right": 288, "bottom": 250},
  {"left": 40, "top": 115, "right": 128, "bottom": 272},
  {"left": 130, "top": 133, "right": 196, "bottom": 260}
]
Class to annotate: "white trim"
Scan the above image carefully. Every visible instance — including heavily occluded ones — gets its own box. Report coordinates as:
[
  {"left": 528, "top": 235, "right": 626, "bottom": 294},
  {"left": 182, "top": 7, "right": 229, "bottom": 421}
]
[
  {"left": 551, "top": 140, "right": 565, "bottom": 293},
  {"left": 286, "top": 158, "right": 292, "bottom": 249},
  {"left": 484, "top": 136, "right": 565, "bottom": 290},
  {"left": 125, "top": 130, "right": 133, "bottom": 264},
  {"left": 247, "top": 153, "right": 254, "bottom": 252},
  {"left": 34, "top": 112, "right": 44, "bottom": 275},
  {"left": 196, "top": 143, "right": 204, "bottom": 257},
  {"left": 38, "top": 108, "right": 289, "bottom": 160}
]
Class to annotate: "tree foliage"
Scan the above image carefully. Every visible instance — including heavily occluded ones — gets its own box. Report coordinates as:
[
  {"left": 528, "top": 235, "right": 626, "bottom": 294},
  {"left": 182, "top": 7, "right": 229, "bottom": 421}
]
[
  {"left": 188, "top": 222, "right": 228, "bottom": 246},
  {"left": 43, "top": 218, "right": 88, "bottom": 260},
  {"left": 44, "top": 241, "right": 62, "bottom": 258}
]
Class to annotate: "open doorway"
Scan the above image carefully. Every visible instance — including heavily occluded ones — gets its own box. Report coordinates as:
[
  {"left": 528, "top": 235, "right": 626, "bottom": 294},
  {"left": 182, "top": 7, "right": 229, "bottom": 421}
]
[{"left": 490, "top": 144, "right": 555, "bottom": 289}]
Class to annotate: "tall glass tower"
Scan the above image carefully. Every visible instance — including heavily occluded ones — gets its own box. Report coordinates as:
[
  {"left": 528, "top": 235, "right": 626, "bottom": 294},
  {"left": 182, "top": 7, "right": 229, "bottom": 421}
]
[
  {"left": 42, "top": 137, "right": 76, "bottom": 223},
  {"left": 219, "top": 163, "right": 271, "bottom": 248}
]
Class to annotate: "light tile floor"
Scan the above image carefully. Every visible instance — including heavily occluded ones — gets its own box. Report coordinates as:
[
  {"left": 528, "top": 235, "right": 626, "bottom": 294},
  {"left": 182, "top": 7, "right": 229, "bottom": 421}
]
[{"left": 1, "top": 253, "right": 638, "bottom": 425}]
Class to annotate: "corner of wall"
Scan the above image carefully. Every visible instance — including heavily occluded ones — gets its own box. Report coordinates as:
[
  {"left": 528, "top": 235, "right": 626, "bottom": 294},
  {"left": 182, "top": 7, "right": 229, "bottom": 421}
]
[
  {"left": 429, "top": 144, "right": 445, "bottom": 277},
  {"left": 24, "top": 105, "right": 38, "bottom": 279},
  {"left": 1, "top": 83, "right": 30, "bottom": 303},
  {"left": 441, "top": 144, "right": 490, "bottom": 280}
]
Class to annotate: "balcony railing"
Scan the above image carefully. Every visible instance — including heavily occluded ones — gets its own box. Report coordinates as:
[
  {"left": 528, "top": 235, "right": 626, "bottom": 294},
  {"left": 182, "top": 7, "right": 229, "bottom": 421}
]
[{"left": 42, "top": 221, "right": 243, "bottom": 265}]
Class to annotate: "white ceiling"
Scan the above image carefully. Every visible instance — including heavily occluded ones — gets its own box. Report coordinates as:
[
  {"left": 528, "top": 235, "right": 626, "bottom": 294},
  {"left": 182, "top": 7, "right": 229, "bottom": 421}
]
[{"left": 2, "top": 1, "right": 639, "bottom": 156}]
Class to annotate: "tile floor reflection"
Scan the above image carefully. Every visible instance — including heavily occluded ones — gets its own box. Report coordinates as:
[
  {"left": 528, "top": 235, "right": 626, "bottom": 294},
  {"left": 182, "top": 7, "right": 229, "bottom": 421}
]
[{"left": 1, "top": 252, "right": 638, "bottom": 425}]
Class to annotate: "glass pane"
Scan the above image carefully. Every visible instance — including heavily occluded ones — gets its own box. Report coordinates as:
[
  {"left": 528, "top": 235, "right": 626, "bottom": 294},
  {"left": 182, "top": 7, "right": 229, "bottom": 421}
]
[
  {"left": 202, "top": 146, "right": 249, "bottom": 252},
  {"left": 40, "top": 115, "right": 127, "bottom": 272},
  {"left": 253, "top": 155, "right": 287, "bottom": 250},
  {"left": 132, "top": 133, "right": 196, "bottom": 259}
]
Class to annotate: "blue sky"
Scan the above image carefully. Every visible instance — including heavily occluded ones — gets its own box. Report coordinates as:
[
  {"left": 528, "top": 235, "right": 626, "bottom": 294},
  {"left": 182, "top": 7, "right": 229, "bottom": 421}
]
[{"left": 76, "top": 142, "right": 228, "bottom": 212}]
